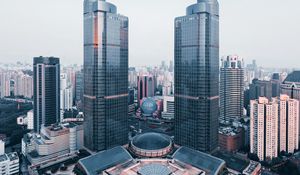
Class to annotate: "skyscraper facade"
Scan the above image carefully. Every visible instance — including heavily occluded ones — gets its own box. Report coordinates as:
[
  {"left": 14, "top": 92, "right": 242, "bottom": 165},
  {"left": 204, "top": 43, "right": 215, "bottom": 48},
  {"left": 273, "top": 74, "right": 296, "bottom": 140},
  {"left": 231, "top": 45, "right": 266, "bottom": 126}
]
[
  {"left": 83, "top": 0, "right": 129, "bottom": 151},
  {"left": 220, "top": 55, "right": 244, "bottom": 123},
  {"left": 174, "top": 0, "right": 219, "bottom": 153},
  {"left": 33, "top": 56, "right": 60, "bottom": 132}
]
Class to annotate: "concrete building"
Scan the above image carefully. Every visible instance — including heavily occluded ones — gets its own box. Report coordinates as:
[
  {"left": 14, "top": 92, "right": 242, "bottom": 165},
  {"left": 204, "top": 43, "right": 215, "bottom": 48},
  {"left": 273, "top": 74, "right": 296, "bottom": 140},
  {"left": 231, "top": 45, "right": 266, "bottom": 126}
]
[
  {"left": 250, "top": 95, "right": 299, "bottom": 161},
  {"left": 0, "top": 72, "right": 11, "bottom": 98},
  {"left": 60, "top": 73, "right": 73, "bottom": 121},
  {"left": 162, "top": 96, "right": 174, "bottom": 120},
  {"left": 0, "top": 141, "right": 19, "bottom": 175},
  {"left": 220, "top": 55, "right": 244, "bottom": 123},
  {"left": 250, "top": 97, "right": 278, "bottom": 161},
  {"left": 219, "top": 126, "right": 244, "bottom": 152},
  {"left": 278, "top": 95, "right": 299, "bottom": 153},
  {"left": 22, "top": 122, "right": 83, "bottom": 165}
]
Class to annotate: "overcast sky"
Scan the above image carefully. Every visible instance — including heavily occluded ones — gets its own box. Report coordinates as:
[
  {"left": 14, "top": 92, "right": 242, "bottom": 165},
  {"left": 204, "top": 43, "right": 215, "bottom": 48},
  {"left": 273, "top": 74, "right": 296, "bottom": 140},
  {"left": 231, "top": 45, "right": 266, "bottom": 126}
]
[{"left": 0, "top": 0, "right": 299, "bottom": 68}]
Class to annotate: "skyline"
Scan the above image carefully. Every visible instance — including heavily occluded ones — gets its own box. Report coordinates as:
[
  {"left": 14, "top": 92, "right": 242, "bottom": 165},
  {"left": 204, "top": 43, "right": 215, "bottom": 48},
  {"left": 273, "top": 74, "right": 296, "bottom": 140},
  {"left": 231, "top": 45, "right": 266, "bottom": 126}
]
[{"left": 0, "top": 0, "right": 300, "bottom": 68}]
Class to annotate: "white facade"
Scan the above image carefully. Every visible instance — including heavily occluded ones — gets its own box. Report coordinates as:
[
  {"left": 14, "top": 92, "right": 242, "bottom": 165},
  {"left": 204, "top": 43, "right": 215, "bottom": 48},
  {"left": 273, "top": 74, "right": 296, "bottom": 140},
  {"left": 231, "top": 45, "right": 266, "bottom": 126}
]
[
  {"left": 60, "top": 73, "right": 74, "bottom": 121},
  {"left": 250, "top": 97, "right": 278, "bottom": 161},
  {"left": 23, "top": 122, "right": 83, "bottom": 165},
  {"left": 0, "top": 152, "right": 19, "bottom": 175},
  {"left": 162, "top": 96, "right": 175, "bottom": 120},
  {"left": 27, "top": 110, "right": 34, "bottom": 130}
]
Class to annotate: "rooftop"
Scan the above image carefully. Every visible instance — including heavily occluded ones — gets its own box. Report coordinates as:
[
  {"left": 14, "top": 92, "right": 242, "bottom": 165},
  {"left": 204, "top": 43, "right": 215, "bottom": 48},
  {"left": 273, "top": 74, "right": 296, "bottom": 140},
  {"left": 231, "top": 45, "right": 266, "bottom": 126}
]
[
  {"left": 77, "top": 141, "right": 225, "bottom": 175},
  {"left": 284, "top": 71, "right": 300, "bottom": 83},
  {"left": 132, "top": 132, "right": 172, "bottom": 151}
]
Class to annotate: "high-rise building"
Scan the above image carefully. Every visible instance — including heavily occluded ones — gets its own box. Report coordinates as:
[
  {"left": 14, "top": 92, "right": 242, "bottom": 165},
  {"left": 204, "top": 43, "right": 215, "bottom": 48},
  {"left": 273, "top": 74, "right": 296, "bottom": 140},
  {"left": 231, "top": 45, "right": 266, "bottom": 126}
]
[
  {"left": 220, "top": 55, "right": 244, "bottom": 122},
  {"left": 60, "top": 73, "right": 73, "bottom": 121},
  {"left": 271, "top": 73, "right": 281, "bottom": 98},
  {"left": 249, "top": 79, "right": 272, "bottom": 100},
  {"left": 83, "top": 0, "right": 129, "bottom": 151},
  {"left": 250, "top": 97, "right": 278, "bottom": 161},
  {"left": 278, "top": 95, "right": 299, "bottom": 153},
  {"left": 75, "top": 69, "right": 83, "bottom": 102},
  {"left": 281, "top": 71, "right": 300, "bottom": 140},
  {"left": 174, "top": 0, "right": 219, "bottom": 153},
  {"left": 250, "top": 95, "right": 299, "bottom": 161},
  {"left": 33, "top": 56, "right": 60, "bottom": 133},
  {"left": 137, "top": 75, "right": 155, "bottom": 104},
  {"left": 0, "top": 72, "right": 11, "bottom": 98}
]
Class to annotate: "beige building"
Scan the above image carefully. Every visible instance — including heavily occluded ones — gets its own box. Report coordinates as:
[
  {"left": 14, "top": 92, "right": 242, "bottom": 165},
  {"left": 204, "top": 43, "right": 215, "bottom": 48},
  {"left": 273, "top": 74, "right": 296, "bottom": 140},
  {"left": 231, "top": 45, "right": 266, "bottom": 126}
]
[
  {"left": 278, "top": 95, "right": 299, "bottom": 153},
  {"left": 250, "top": 95, "right": 299, "bottom": 161},
  {"left": 250, "top": 97, "right": 278, "bottom": 161}
]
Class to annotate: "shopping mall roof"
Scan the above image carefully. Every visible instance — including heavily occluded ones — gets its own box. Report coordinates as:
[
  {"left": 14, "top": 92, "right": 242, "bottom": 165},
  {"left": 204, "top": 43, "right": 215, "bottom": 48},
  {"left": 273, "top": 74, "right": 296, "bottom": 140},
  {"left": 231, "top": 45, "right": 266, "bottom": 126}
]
[
  {"left": 78, "top": 146, "right": 133, "bottom": 175},
  {"left": 173, "top": 146, "right": 226, "bottom": 175}
]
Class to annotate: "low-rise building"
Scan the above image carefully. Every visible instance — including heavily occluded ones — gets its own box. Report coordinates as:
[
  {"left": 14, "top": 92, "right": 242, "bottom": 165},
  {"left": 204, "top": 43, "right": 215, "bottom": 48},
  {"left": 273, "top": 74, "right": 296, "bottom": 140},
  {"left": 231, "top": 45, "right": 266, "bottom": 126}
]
[
  {"left": 219, "top": 126, "right": 244, "bottom": 152},
  {"left": 75, "top": 132, "right": 226, "bottom": 175},
  {"left": 0, "top": 140, "right": 19, "bottom": 175},
  {"left": 22, "top": 122, "right": 83, "bottom": 165}
]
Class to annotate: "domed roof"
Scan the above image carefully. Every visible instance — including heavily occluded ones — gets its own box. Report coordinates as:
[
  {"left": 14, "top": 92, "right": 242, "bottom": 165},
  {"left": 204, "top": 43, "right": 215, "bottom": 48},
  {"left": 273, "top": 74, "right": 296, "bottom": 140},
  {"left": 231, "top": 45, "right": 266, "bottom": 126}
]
[
  {"left": 141, "top": 98, "right": 157, "bottom": 116},
  {"left": 132, "top": 132, "right": 172, "bottom": 151}
]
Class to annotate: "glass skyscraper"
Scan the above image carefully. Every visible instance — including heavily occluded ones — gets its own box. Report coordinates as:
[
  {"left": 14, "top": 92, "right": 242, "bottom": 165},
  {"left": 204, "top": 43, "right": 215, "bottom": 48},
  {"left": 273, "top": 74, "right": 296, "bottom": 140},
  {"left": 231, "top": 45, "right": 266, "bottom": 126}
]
[
  {"left": 174, "top": 0, "right": 219, "bottom": 153},
  {"left": 33, "top": 56, "right": 60, "bottom": 133},
  {"left": 83, "top": 0, "right": 129, "bottom": 151}
]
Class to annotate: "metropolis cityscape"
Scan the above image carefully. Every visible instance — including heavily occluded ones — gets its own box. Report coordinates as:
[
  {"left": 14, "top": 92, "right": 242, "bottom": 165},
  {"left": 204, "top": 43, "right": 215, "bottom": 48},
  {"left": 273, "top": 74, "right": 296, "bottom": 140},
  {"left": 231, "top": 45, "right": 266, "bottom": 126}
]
[{"left": 0, "top": 0, "right": 299, "bottom": 175}]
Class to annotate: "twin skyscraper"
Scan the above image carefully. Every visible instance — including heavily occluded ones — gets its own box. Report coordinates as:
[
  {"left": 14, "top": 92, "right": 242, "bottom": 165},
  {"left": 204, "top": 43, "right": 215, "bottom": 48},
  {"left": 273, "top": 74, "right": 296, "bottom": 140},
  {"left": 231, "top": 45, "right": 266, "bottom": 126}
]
[{"left": 83, "top": 0, "right": 219, "bottom": 153}]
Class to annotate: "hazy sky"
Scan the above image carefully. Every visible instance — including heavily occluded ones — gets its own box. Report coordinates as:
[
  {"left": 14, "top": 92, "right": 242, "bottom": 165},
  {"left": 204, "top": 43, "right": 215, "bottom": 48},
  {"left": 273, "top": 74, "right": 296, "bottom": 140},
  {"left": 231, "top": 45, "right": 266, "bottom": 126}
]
[{"left": 0, "top": 0, "right": 299, "bottom": 68}]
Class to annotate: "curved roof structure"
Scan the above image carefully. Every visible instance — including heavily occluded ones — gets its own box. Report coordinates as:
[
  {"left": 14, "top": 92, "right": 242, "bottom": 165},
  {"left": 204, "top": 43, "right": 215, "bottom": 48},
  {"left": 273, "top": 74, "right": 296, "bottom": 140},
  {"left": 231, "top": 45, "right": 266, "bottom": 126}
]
[{"left": 132, "top": 132, "right": 171, "bottom": 151}]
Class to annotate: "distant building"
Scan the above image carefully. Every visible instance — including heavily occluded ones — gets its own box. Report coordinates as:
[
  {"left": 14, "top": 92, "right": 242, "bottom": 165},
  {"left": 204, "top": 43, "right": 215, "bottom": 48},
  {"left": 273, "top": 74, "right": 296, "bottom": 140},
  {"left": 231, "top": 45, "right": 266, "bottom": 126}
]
[
  {"left": 250, "top": 95, "right": 299, "bottom": 161},
  {"left": 0, "top": 72, "right": 11, "bottom": 98},
  {"left": 220, "top": 55, "right": 244, "bottom": 123},
  {"left": 174, "top": 0, "right": 219, "bottom": 153},
  {"left": 271, "top": 73, "right": 281, "bottom": 97},
  {"left": 75, "top": 132, "right": 226, "bottom": 175},
  {"left": 219, "top": 126, "right": 244, "bottom": 152},
  {"left": 137, "top": 75, "right": 155, "bottom": 103},
  {"left": 22, "top": 122, "right": 83, "bottom": 165},
  {"left": 128, "top": 88, "right": 135, "bottom": 116},
  {"left": 249, "top": 79, "right": 272, "bottom": 100},
  {"left": 60, "top": 73, "right": 73, "bottom": 121},
  {"left": 162, "top": 96, "right": 174, "bottom": 120},
  {"left": 75, "top": 69, "right": 83, "bottom": 102},
  {"left": 33, "top": 56, "right": 60, "bottom": 133}
]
